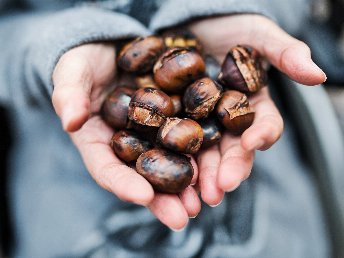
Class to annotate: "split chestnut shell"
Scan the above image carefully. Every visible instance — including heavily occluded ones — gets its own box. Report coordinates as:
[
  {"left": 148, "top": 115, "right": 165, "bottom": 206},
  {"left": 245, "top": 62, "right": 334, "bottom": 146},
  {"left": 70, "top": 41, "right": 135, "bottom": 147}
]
[
  {"left": 128, "top": 88, "right": 174, "bottom": 127},
  {"left": 157, "top": 117, "right": 203, "bottom": 154},
  {"left": 183, "top": 77, "right": 223, "bottom": 120},
  {"left": 216, "top": 90, "right": 255, "bottom": 135},
  {"left": 218, "top": 45, "right": 267, "bottom": 93}
]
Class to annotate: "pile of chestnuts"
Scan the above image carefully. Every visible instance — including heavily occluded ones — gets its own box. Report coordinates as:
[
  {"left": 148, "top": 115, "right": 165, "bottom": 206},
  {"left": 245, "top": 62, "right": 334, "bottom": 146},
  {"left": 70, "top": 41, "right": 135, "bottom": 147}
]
[{"left": 102, "top": 31, "right": 267, "bottom": 194}]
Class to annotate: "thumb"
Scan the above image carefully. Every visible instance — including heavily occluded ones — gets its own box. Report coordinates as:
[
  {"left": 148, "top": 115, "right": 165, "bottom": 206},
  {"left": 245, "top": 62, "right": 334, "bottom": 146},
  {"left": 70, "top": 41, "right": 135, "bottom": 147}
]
[
  {"left": 254, "top": 17, "right": 326, "bottom": 85},
  {"left": 52, "top": 53, "right": 93, "bottom": 132}
]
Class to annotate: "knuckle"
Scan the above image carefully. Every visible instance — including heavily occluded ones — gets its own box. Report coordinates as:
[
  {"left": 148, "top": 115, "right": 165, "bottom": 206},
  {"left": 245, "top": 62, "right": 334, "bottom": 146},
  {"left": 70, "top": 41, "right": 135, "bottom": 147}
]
[
  {"left": 222, "top": 146, "right": 249, "bottom": 162},
  {"left": 53, "top": 54, "right": 92, "bottom": 90}
]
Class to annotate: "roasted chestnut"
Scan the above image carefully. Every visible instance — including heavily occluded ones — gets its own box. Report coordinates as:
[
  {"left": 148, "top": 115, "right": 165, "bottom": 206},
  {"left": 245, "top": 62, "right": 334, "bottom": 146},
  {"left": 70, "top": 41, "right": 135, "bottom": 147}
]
[
  {"left": 128, "top": 88, "right": 174, "bottom": 127},
  {"left": 170, "top": 94, "right": 182, "bottom": 115},
  {"left": 199, "top": 117, "right": 222, "bottom": 149},
  {"left": 218, "top": 45, "right": 267, "bottom": 93},
  {"left": 102, "top": 86, "right": 135, "bottom": 129},
  {"left": 136, "top": 148, "right": 193, "bottom": 193},
  {"left": 157, "top": 117, "right": 203, "bottom": 154},
  {"left": 135, "top": 74, "right": 160, "bottom": 89},
  {"left": 162, "top": 28, "right": 202, "bottom": 52},
  {"left": 183, "top": 77, "right": 223, "bottom": 120},
  {"left": 153, "top": 48, "right": 205, "bottom": 93},
  {"left": 216, "top": 90, "right": 255, "bottom": 135},
  {"left": 117, "top": 36, "right": 165, "bottom": 73},
  {"left": 110, "top": 130, "right": 152, "bottom": 163},
  {"left": 114, "top": 71, "right": 137, "bottom": 88}
]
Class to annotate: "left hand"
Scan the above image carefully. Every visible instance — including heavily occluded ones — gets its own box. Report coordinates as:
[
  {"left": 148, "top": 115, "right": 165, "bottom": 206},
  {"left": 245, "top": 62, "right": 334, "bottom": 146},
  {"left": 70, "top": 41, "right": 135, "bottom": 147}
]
[{"left": 188, "top": 14, "right": 326, "bottom": 206}]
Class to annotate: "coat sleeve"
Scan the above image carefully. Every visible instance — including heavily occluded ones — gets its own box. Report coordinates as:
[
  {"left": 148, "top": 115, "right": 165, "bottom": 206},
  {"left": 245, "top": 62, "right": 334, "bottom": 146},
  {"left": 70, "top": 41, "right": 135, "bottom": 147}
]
[
  {"left": 0, "top": 6, "right": 149, "bottom": 106},
  {"left": 150, "top": 0, "right": 311, "bottom": 35}
]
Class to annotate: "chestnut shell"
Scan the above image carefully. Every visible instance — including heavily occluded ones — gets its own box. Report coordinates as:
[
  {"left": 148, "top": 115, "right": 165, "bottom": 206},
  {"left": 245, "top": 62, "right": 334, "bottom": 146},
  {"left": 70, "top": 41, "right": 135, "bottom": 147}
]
[
  {"left": 153, "top": 48, "right": 205, "bottom": 93},
  {"left": 170, "top": 95, "right": 183, "bottom": 115},
  {"left": 157, "top": 117, "right": 203, "bottom": 154},
  {"left": 204, "top": 55, "right": 221, "bottom": 80},
  {"left": 118, "top": 36, "right": 165, "bottom": 73},
  {"left": 110, "top": 130, "right": 151, "bottom": 163},
  {"left": 101, "top": 86, "right": 135, "bottom": 129},
  {"left": 136, "top": 148, "right": 193, "bottom": 193},
  {"left": 128, "top": 88, "right": 174, "bottom": 127},
  {"left": 162, "top": 28, "right": 202, "bottom": 52},
  {"left": 216, "top": 90, "right": 255, "bottom": 135},
  {"left": 135, "top": 74, "right": 160, "bottom": 89},
  {"left": 218, "top": 45, "right": 267, "bottom": 93},
  {"left": 183, "top": 77, "right": 223, "bottom": 120},
  {"left": 199, "top": 117, "right": 222, "bottom": 149}
]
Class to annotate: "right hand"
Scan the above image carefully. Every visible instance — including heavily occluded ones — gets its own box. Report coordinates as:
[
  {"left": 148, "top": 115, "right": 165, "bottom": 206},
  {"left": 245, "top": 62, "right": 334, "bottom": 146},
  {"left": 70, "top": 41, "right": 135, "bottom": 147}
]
[
  {"left": 52, "top": 43, "right": 201, "bottom": 231},
  {"left": 188, "top": 14, "right": 326, "bottom": 207}
]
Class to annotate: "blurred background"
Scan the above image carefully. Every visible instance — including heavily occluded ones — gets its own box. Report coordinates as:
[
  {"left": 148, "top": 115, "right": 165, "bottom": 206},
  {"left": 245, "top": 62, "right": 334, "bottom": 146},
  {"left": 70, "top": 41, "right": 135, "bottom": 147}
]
[
  {"left": 1, "top": 0, "right": 344, "bottom": 257},
  {"left": 306, "top": 0, "right": 344, "bottom": 125}
]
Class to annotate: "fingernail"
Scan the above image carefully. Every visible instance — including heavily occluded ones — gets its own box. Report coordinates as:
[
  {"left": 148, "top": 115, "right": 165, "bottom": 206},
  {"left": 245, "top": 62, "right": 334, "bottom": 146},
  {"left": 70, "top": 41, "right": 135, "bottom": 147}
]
[
  {"left": 171, "top": 224, "right": 187, "bottom": 232},
  {"left": 242, "top": 172, "right": 251, "bottom": 181},
  {"left": 312, "top": 62, "right": 327, "bottom": 83},
  {"left": 224, "top": 181, "right": 241, "bottom": 192},
  {"left": 209, "top": 199, "right": 222, "bottom": 207},
  {"left": 323, "top": 73, "right": 327, "bottom": 83},
  {"left": 189, "top": 214, "right": 198, "bottom": 219}
]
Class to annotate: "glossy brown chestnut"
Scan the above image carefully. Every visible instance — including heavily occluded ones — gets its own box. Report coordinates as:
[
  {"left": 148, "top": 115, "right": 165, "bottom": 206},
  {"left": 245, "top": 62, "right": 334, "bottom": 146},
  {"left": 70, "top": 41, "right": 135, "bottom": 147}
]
[
  {"left": 170, "top": 95, "right": 182, "bottom": 115},
  {"left": 204, "top": 55, "right": 221, "bottom": 80},
  {"left": 216, "top": 90, "right": 255, "bottom": 135},
  {"left": 102, "top": 86, "right": 135, "bottom": 129},
  {"left": 218, "top": 45, "right": 267, "bottom": 93},
  {"left": 199, "top": 117, "right": 222, "bottom": 149},
  {"left": 117, "top": 36, "right": 165, "bottom": 73},
  {"left": 136, "top": 148, "right": 193, "bottom": 193},
  {"left": 110, "top": 130, "right": 151, "bottom": 163},
  {"left": 135, "top": 74, "right": 160, "bottom": 89},
  {"left": 183, "top": 77, "right": 223, "bottom": 120},
  {"left": 153, "top": 48, "right": 205, "bottom": 93},
  {"left": 157, "top": 117, "right": 203, "bottom": 154},
  {"left": 128, "top": 88, "right": 174, "bottom": 127}
]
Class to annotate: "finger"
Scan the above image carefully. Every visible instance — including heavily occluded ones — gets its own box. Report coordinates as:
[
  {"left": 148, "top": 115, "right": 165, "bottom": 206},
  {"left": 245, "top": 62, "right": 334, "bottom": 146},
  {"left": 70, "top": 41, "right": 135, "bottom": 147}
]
[
  {"left": 241, "top": 88, "right": 284, "bottom": 151},
  {"left": 218, "top": 133, "right": 255, "bottom": 192},
  {"left": 70, "top": 116, "right": 154, "bottom": 206},
  {"left": 52, "top": 52, "right": 92, "bottom": 132},
  {"left": 187, "top": 155, "right": 199, "bottom": 186},
  {"left": 148, "top": 193, "right": 189, "bottom": 231},
  {"left": 197, "top": 145, "right": 224, "bottom": 206},
  {"left": 252, "top": 16, "right": 326, "bottom": 85},
  {"left": 179, "top": 186, "right": 201, "bottom": 218}
]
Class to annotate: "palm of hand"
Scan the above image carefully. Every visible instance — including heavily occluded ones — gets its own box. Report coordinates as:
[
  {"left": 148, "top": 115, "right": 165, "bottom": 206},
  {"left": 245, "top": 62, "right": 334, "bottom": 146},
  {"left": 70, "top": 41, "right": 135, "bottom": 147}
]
[{"left": 189, "top": 14, "right": 325, "bottom": 206}]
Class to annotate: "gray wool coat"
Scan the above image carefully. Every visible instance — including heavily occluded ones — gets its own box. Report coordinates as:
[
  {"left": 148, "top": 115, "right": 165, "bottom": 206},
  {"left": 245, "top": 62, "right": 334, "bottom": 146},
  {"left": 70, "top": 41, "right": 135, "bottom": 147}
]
[{"left": 0, "top": 0, "right": 330, "bottom": 257}]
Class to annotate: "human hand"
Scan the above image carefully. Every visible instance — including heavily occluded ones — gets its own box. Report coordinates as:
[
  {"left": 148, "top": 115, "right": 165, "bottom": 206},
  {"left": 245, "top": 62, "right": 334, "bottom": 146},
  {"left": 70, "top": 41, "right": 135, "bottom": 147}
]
[
  {"left": 52, "top": 43, "right": 201, "bottom": 230},
  {"left": 189, "top": 14, "right": 326, "bottom": 206}
]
